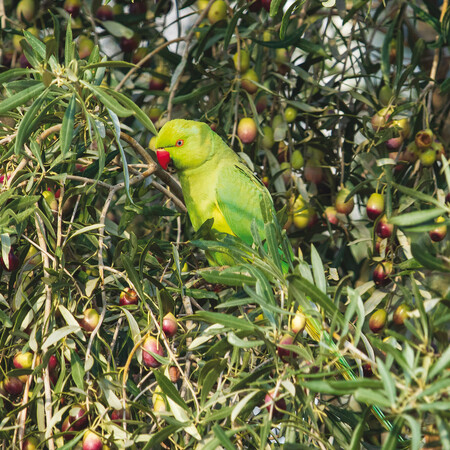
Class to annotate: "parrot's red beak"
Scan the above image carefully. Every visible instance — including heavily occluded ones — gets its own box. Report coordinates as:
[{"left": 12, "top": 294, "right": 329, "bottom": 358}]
[{"left": 156, "top": 149, "right": 171, "bottom": 170}]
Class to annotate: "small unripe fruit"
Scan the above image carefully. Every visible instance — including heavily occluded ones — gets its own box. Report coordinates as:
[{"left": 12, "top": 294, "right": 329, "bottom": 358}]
[
  {"left": 376, "top": 215, "right": 393, "bottom": 239},
  {"left": 261, "top": 126, "right": 274, "bottom": 149},
  {"left": 264, "top": 390, "right": 286, "bottom": 418},
  {"left": 291, "top": 310, "right": 306, "bottom": 334},
  {"left": 291, "top": 196, "right": 310, "bottom": 230},
  {"left": 17, "top": 0, "right": 35, "bottom": 22},
  {"left": 61, "top": 416, "right": 75, "bottom": 440},
  {"left": 162, "top": 313, "right": 178, "bottom": 338},
  {"left": 233, "top": 50, "right": 250, "bottom": 72},
  {"left": 149, "top": 75, "right": 167, "bottom": 91},
  {"left": 371, "top": 107, "right": 392, "bottom": 131},
  {"left": 419, "top": 148, "right": 436, "bottom": 167},
  {"left": 277, "top": 334, "right": 294, "bottom": 361},
  {"left": 4, "top": 376, "right": 24, "bottom": 396},
  {"left": 129, "top": 1, "right": 147, "bottom": 14},
  {"left": 429, "top": 216, "right": 447, "bottom": 242},
  {"left": 96, "top": 5, "right": 114, "bottom": 21},
  {"left": 369, "top": 309, "right": 387, "bottom": 333},
  {"left": 169, "top": 366, "right": 181, "bottom": 383},
  {"left": 291, "top": 150, "right": 304, "bottom": 170},
  {"left": 432, "top": 141, "right": 445, "bottom": 161},
  {"left": 43, "top": 189, "right": 58, "bottom": 211},
  {"left": 373, "top": 261, "right": 393, "bottom": 287},
  {"left": 335, "top": 188, "right": 354, "bottom": 215},
  {"left": 284, "top": 107, "right": 297, "bottom": 123},
  {"left": 393, "top": 303, "right": 410, "bottom": 326},
  {"left": 132, "top": 47, "right": 150, "bottom": 66},
  {"left": 48, "top": 355, "right": 58, "bottom": 372},
  {"left": 378, "top": 85, "right": 392, "bottom": 106},
  {"left": 366, "top": 193, "right": 384, "bottom": 220},
  {"left": 69, "top": 405, "right": 89, "bottom": 431},
  {"left": 237, "top": 118, "right": 257, "bottom": 144},
  {"left": 148, "top": 107, "right": 163, "bottom": 124},
  {"left": 111, "top": 408, "right": 131, "bottom": 423},
  {"left": 82, "top": 431, "right": 103, "bottom": 450},
  {"left": 304, "top": 159, "right": 323, "bottom": 184},
  {"left": 78, "top": 37, "right": 95, "bottom": 59},
  {"left": 385, "top": 136, "right": 403, "bottom": 150},
  {"left": 22, "top": 436, "right": 39, "bottom": 450},
  {"left": 279, "top": 162, "right": 291, "bottom": 184},
  {"left": 255, "top": 95, "right": 268, "bottom": 113},
  {"left": 120, "top": 36, "right": 140, "bottom": 53},
  {"left": 119, "top": 287, "right": 138, "bottom": 306},
  {"left": 80, "top": 308, "right": 100, "bottom": 332},
  {"left": 198, "top": 0, "right": 209, "bottom": 10},
  {"left": 1, "top": 249, "right": 20, "bottom": 271},
  {"left": 142, "top": 336, "right": 164, "bottom": 368},
  {"left": 241, "top": 69, "right": 259, "bottom": 94},
  {"left": 208, "top": 0, "right": 227, "bottom": 24},
  {"left": 323, "top": 206, "right": 339, "bottom": 225},
  {"left": 415, "top": 129, "right": 433, "bottom": 150},
  {"left": 13, "top": 352, "right": 33, "bottom": 370},
  {"left": 63, "top": 0, "right": 81, "bottom": 17},
  {"left": 152, "top": 388, "right": 167, "bottom": 413},
  {"left": 362, "top": 363, "right": 373, "bottom": 378}
]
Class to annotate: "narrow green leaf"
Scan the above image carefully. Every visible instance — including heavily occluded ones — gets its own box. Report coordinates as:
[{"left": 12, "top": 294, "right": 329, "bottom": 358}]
[
  {"left": 194, "top": 311, "right": 256, "bottom": 332},
  {"left": 288, "top": 277, "right": 345, "bottom": 327},
  {"left": 227, "top": 332, "right": 264, "bottom": 348},
  {"left": 224, "top": 5, "right": 247, "bottom": 50},
  {"left": 81, "top": 81, "right": 133, "bottom": 117},
  {"left": 122, "top": 309, "right": 142, "bottom": 363},
  {"left": 0, "top": 68, "right": 37, "bottom": 84},
  {"left": 153, "top": 370, "right": 189, "bottom": 411},
  {"left": 42, "top": 326, "right": 80, "bottom": 350},
  {"left": 60, "top": 94, "right": 76, "bottom": 156},
  {"left": 212, "top": 424, "right": 236, "bottom": 450},
  {"left": 429, "top": 345, "right": 450, "bottom": 379},
  {"left": 377, "top": 358, "right": 396, "bottom": 406},
  {"left": 64, "top": 19, "right": 73, "bottom": 67},
  {"left": 354, "top": 388, "right": 391, "bottom": 408},
  {"left": 143, "top": 425, "right": 181, "bottom": 450},
  {"left": 311, "top": 245, "right": 326, "bottom": 294},
  {"left": 389, "top": 208, "right": 446, "bottom": 227},
  {"left": 83, "top": 61, "right": 136, "bottom": 70},
  {"left": 391, "top": 182, "right": 444, "bottom": 208},
  {"left": 403, "top": 414, "right": 421, "bottom": 450},
  {"left": 411, "top": 242, "right": 450, "bottom": 273},
  {"left": 108, "top": 108, "right": 133, "bottom": 204},
  {"left": 280, "top": 2, "right": 300, "bottom": 39},
  {"left": 66, "top": 224, "right": 105, "bottom": 241},
  {"left": 270, "top": 0, "right": 283, "bottom": 17},
  {"left": 101, "top": 20, "right": 134, "bottom": 38},
  {"left": 70, "top": 349, "right": 85, "bottom": 390},
  {"left": 0, "top": 84, "right": 46, "bottom": 115},
  {"left": 14, "top": 89, "right": 49, "bottom": 154},
  {"left": 200, "top": 268, "right": 256, "bottom": 286},
  {"left": 107, "top": 88, "right": 157, "bottom": 135},
  {"left": 349, "top": 408, "right": 370, "bottom": 450}
]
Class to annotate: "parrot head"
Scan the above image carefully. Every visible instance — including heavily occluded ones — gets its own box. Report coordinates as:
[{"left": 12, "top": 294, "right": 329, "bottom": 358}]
[{"left": 155, "top": 119, "right": 214, "bottom": 171}]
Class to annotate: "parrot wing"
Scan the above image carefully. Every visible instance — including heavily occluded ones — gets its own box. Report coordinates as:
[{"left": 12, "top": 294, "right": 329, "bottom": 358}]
[{"left": 215, "top": 162, "right": 271, "bottom": 245}]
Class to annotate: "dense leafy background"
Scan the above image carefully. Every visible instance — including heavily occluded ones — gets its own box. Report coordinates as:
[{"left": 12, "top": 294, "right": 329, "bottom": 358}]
[{"left": 0, "top": 0, "right": 449, "bottom": 448}]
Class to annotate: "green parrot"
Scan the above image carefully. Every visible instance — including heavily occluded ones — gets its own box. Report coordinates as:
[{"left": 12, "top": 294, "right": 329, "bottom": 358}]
[
  {"left": 155, "top": 119, "right": 393, "bottom": 433},
  {"left": 155, "top": 119, "right": 271, "bottom": 249}
]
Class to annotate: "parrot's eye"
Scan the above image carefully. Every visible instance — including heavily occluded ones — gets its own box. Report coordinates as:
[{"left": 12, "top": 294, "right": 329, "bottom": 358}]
[{"left": 175, "top": 140, "right": 184, "bottom": 147}]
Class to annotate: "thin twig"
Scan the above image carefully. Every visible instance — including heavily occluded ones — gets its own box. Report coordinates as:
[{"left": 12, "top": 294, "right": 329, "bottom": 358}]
[
  {"left": 34, "top": 214, "right": 55, "bottom": 450},
  {"left": 114, "top": 38, "right": 184, "bottom": 92}
]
